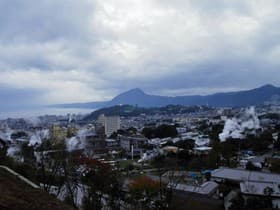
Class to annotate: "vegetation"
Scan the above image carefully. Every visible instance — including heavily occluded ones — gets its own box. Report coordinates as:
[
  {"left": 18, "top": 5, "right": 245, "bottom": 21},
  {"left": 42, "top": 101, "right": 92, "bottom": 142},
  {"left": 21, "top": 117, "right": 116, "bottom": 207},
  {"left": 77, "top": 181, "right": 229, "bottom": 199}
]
[
  {"left": 79, "top": 157, "right": 123, "bottom": 210},
  {"left": 0, "top": 168, "right": 74, "bottom": 210},
  {"left": 229, "top": 194, "right": 274, "bottom": 210},
  {"left": 267, "top": 158, "right": 280, "bottom": 173},
  {"left": 84, "top": 104, "right": 212, "bottom": 120},
  {"left": 142, "top": 124, "right": 178, "bottom": 139},
  {"left": 128, "top": 176, "right": 163, "bottom": 209}
]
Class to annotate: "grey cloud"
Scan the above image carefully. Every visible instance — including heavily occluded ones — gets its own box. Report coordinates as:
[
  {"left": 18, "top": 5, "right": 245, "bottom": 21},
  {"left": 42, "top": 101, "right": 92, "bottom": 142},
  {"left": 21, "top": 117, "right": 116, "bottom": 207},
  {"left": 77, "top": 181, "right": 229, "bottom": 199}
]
[
  {"left": 0, "top": 0, "right": 93, "bottom": 42},
  {"left": 0, "top": 85, "right": 45, "bottom": 109},
  {"left": 0, "top": 0, "right": 279, "bottom": 106}
]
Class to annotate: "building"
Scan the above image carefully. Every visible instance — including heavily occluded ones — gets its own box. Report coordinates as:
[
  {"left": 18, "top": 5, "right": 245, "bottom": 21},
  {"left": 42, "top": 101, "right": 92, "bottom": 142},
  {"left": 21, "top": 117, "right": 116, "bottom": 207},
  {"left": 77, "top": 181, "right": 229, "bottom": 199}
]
[
  {"left": 193, "top": 146, "right": 212, "bottom": 155},
  {"left": 169, "top": 181, "right": 223, "bottom": 210},
  {"left": 97, "top": 115, "right": 120, "bottom": 137},
  {"left": 120, "top": 134, "right": 147, "bottom": 157},
  {"left": 240, "top": 181, "right": 280, "bottom": 208},
  {"left": 211, "top": 168, "right": 280, "bottom": 209},
  {"left": 85, "top": 126, "right": 106, "bottom": 155},
  {"left": 105, "top": 116, "right": 120, "bottom": 136},
  {"left": 211, "top": 168, "right": 280, "bottom": 184},
  {"left": 162, "top": 146, "right": 179, "bottom": 154},
  {"left": 171, "top": 181, "right": 219, "bottom": 197},
  {"left": 97, "top": 114, "right": 106, "bottom": 126},
  {"left": 50, "top": 125, "right": 67, "bottom": 144},
  {"left": 105, "top": 138, "right": 120, "bottom": 152}
]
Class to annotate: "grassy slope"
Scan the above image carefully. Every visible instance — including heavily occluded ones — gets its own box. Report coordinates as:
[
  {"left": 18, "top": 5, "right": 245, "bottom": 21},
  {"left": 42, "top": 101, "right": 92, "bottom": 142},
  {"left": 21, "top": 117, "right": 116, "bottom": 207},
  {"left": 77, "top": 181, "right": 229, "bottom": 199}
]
[{"left": 0, "top": 169, "right": 74, "bottom": 210}]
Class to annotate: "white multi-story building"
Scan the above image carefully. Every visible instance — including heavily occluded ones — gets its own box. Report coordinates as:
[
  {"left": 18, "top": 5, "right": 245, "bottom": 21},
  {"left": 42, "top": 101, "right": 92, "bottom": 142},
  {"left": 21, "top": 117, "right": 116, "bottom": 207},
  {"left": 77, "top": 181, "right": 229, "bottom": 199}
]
[
  {"left": 98, "top": 115, "right": 120, "bottom": 136},
  {"left": 97, "top": 114, "right": 106, "bottom": 126}
]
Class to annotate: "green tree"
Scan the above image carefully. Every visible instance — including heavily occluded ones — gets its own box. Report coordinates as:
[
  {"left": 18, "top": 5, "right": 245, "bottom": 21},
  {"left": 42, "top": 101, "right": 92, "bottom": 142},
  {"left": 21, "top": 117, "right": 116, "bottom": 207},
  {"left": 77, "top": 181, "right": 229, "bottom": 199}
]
[
  {"left": 20, "top": 142, "right": 35, "bottom": 164},
  {"left": 142, "top": 124, "right": 178, "bottom": 139}
]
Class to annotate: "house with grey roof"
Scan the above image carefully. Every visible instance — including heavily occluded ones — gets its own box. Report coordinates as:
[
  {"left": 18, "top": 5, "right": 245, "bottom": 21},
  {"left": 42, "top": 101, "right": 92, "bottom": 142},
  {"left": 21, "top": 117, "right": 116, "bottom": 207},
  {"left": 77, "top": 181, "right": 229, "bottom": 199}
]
[{"left": 212, "top": 168, "right": 280, "bottom": 209}]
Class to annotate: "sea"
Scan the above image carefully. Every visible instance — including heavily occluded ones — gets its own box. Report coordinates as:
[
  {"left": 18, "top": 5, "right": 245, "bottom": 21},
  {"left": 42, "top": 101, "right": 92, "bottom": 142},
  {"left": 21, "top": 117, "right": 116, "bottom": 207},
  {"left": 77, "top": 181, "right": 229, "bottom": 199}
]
[{"left": 0, "top": 107, "right": 94, "bottom": 119}]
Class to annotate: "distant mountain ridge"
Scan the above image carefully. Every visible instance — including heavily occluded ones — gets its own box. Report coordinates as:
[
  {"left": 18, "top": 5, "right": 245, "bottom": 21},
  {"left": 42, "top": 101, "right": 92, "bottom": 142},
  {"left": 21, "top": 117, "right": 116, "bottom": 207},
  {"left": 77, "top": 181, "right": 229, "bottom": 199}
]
[
  {"left": 83, "top": 105, "right": 212, "bottom": 120},
  {"left": 53, "top": 84, "right": 280, "bottom": 108}
]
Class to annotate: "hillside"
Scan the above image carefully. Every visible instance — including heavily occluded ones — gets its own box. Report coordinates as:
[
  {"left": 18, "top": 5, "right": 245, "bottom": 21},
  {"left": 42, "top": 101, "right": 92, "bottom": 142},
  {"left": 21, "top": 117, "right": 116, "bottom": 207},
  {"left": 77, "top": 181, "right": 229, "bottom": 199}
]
[
  {"left": 83, "top": 104, "right": 212, "bottom": 121},
  {"left": 0, "top": 168, "right": 74, "bottom": 210}
]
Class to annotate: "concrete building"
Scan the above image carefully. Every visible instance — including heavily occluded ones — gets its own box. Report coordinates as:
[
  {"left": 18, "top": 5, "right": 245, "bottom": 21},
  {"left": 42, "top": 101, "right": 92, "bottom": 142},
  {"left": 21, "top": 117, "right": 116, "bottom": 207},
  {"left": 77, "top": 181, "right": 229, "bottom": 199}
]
[
  {"left": 97, "top": 115, "right": 120, "bottom": 137},
  {"left": 105, "top": 116, "right": 120, "bottom": 136},
  {"left": 120, "top": 135, "right": 147, "bottom": 157},
  {"left": 97, "top": 114, "right": 106, "bottom": 126}
]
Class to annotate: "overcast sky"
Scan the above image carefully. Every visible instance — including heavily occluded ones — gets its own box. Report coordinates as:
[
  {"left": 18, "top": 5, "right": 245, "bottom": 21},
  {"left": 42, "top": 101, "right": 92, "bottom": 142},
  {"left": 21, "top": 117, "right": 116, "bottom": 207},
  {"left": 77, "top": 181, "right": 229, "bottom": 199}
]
[{"left": 1, "top": 0, "right": 280, "bottom": 108}]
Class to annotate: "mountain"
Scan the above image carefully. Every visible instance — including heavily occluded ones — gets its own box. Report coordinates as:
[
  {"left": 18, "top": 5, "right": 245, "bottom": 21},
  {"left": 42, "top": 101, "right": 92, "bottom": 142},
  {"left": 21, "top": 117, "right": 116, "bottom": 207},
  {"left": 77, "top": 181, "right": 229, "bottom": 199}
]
[
  {"left": 53, "top": 84, "right": 280, "bottom": 109},
  {"left": 106, "top": 88, "right": 171, "bottom": 107}
]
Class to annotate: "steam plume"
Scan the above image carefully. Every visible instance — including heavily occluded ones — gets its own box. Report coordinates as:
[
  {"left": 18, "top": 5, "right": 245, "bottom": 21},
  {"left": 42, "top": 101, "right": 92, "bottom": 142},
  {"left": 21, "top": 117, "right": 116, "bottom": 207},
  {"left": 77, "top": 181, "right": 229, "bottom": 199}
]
[{"left": 219, "top": 107, "right": 260, "bottom": 142}]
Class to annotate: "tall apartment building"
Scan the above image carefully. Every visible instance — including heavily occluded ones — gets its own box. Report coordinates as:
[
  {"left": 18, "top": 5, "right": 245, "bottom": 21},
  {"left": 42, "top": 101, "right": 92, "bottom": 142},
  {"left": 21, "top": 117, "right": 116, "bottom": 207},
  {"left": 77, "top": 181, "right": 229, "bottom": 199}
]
[
  {"left": 97, "top": 114, "right": 106, "bottom": 126},
  {"left": 97, "top": 114, "right": 120, "bottom": 136}
]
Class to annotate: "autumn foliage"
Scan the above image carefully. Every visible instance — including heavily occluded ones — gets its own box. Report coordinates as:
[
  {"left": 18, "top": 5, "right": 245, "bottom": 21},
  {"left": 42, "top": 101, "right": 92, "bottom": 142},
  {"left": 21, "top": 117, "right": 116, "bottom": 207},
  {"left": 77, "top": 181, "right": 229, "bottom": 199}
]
[{"left": 129, "top": 176, "right": 160, "bottom": 195}]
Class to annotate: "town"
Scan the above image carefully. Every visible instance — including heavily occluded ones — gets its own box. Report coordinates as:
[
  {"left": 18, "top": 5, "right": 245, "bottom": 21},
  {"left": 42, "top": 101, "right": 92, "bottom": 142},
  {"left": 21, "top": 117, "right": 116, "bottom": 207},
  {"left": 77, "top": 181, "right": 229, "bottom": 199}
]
[{"left": 1, "top": 104, "right": 280, "bottom": 210}]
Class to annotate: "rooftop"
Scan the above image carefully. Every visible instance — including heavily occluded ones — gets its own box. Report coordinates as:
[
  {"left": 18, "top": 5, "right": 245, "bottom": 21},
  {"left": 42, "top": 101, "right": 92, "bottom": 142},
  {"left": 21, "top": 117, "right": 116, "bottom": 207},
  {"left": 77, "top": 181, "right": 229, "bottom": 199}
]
[
  {"left": 211, "top": 168, "right": 280, "bottom": 183},
  {"left": 172, "top": 181, "right": 219, "bottom": 195},
  {"left": 240, "top": 181, "right": 280, "bottom": 197}
]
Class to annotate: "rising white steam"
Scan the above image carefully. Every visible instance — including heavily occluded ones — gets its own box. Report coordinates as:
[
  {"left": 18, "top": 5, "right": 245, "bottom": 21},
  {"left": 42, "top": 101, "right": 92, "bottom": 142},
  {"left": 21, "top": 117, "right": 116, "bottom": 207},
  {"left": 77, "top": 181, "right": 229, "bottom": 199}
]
[
  {"left": 7, "top": 146, "right": 20, "bottom": 157},
  {"left": 25, "top": 117, "right": 41, "bottom": 126},
  {"left": 28, "top": 129, "right": 50, "bottom": 146},
  {"left": 66, "top": 136, "right": 85, "bottom": 151},
  {"left": 219, "top": 107, "right": 260, "bottom": 142},
  {"left": 66, "top": 128, "right": 95, "bottom": 151},
  {"left": 0, "top": 129, "right": 12, "bottom": 142}
]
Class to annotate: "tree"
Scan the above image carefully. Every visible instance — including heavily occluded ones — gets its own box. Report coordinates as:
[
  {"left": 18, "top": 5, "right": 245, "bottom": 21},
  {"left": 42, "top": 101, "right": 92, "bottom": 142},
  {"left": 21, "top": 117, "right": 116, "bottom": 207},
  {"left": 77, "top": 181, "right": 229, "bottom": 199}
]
[
  {"left": 127, "top": 127, "right": 137, "bottom": 134},
  {"left": 20, "top": 142, "right": 35, "bottom": 164},
  {"left": 267, "top": 158, "right": 280, "bottom": 173},
  {"left": 142, "top": 124, "right": 178, "bottom": 139},
  {"left": 246, "top": 161, "right": 261, "bottom": 171},
  {"left": 62, "top": 154, "right": 81, "bottom": 209},
  {"left": 274, "top": 133, "right": 280, "bottom": 150},
  {"left": 128, "top": 176, "right": 161, "bottom": 209},
  {"left": 229, "top": 194, "right": 273, "bottom": 210},
  {"left": 80, "top": 158, "right": 123, "bottom": 210},
  {"left": 11, "top": 131, "right": 28, "bottom": 140},
  {"left": 34, "top": 137, "right": 67, "bottom": 193}
]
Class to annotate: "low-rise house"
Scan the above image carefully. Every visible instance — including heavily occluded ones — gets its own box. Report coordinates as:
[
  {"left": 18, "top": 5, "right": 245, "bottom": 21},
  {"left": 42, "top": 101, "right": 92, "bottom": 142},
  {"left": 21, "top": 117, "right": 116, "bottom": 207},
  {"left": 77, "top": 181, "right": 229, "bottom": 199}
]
[
  {"left": 211, "top": 168, "right": 280, "bottom": 184},
  {"left": 172, "top": 137, "right": 181, "bottom": 143},
  {"left": 211, "top": 168, "right": 280, "bottom": 208},
  {"left": 176, "top": 127, "right": 187, "bottom": 134},
  {"left": 239, "top": 155, "right": 265, "bottom": 169},
  {"left": 162, "top": 146, "right": 179, "bottom": 154},
  {"left": 120, "top": 134, "right": 147, "bottom": 157},
  {"left": 240, "top": 181, "right": 280, "bottom": 208},
  {"left": 171, "top": 181, "right": 219, "bottom": 197},
  {"left": 169, "top": 181, "right": 223, "bottom": 210},
  {"left": 14, "top": 138, "right": 29, "bottom": 144},
  {"left": 105, "top": 138, "right": 119, "bottom": 148},
  {"left": 195, "top": 137, "right": 210, "bottom": 147},
  {"left": 193, "top": 146, "right": 212, "bottom": 155},
  {"left": 138, "top": 149, "right": 159, "bottom": 163}
]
